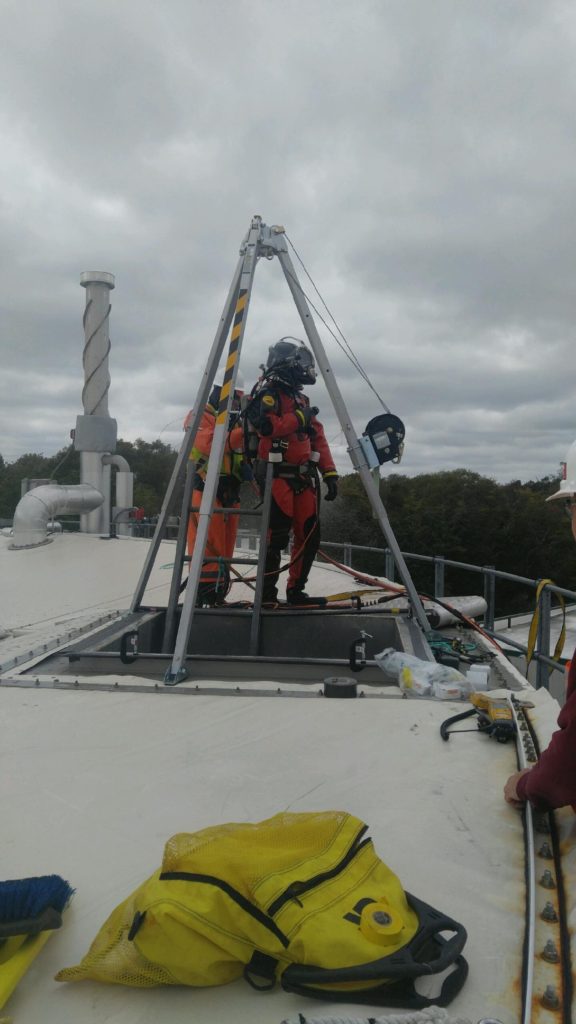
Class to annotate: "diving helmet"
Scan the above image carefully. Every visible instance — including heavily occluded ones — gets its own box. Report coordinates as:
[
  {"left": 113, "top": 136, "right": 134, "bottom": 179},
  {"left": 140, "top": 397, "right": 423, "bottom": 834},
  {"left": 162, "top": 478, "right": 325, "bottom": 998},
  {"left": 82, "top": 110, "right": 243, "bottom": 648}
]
[{"left": 266, "top": 338, "right": 317, "bottom": 387}]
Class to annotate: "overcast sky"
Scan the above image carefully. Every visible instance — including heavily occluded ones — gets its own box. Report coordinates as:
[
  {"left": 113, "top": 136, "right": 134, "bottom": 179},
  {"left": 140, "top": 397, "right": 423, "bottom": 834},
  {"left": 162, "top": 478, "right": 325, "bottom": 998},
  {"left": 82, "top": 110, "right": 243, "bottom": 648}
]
[{"left": 1, "top": 0, "right": 575, "bottom": 484}]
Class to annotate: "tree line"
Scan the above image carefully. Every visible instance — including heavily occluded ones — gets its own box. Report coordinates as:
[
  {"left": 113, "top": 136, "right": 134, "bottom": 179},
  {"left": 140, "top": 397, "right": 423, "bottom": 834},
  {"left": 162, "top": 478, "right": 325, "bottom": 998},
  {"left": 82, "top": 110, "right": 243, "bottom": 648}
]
[
  {"left": 0, "top": 439, "right": 178, "bottom": 522},
  {"left": 320, "top": 468, "right": 574, "bottom": 612},
  {"left": 1, "top": 442, "right": 572, "bottom": 612}
]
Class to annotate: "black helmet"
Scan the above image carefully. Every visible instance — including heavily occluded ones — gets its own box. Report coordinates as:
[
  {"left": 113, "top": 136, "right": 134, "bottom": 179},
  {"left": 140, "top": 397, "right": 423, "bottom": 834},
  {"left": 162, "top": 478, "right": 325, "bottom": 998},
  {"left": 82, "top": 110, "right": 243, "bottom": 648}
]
[
  {"left": 207, "top": 383, "right": 243, "bottom": 412},
  {"left": 266, "top": 338, "right": 316, "bottom": 387}
]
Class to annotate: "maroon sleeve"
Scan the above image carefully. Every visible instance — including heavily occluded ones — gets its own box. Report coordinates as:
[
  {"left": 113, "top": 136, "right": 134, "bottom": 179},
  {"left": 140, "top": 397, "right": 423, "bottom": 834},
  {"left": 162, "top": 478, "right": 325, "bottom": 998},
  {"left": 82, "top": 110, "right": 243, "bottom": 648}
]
[{"left": 516, "top": 689, "right": 576, "bottom": 811}]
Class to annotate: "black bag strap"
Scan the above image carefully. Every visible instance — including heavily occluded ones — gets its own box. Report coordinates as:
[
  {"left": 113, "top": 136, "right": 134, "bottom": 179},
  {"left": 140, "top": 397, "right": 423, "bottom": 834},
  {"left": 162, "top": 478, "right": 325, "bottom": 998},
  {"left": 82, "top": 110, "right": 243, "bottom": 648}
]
[
  {"left": 243, "top": 950, "right": 279, "bottom": 991},
  {"left": 280, "top": 893, "right": 468, "bottom": 1008},
  {"left": 282, "top": 954, "right": 469, "bottom": 1009}
]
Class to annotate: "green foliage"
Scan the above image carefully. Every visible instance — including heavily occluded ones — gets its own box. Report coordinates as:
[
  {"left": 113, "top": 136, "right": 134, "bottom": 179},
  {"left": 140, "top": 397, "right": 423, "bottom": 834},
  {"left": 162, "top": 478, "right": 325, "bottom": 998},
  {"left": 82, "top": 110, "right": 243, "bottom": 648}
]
[
  {"left": 321, "top": 467, "right": 573, "bottom": 614},
  {"left": 116, "top": 439, "right": 179, "bottom": 515},
  {"left": 0, "top": 447, "right": 80, "bottom": 519},
  {"left": 0, "top": 439, "right": 179, "bottom": 520}
]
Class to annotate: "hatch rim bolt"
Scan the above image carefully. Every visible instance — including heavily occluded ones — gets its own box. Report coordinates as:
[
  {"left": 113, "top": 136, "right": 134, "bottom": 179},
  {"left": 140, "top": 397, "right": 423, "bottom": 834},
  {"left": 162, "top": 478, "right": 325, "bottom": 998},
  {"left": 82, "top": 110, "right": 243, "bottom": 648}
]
[
  {"left": 541, "top": 901, "right": 558, "bottom": 922},
  {"left": 541, "top": 985, "right": 561, "bottom": 1010},
  {"left": 538, "top": 842, "right": 553, "bottom": 859},
  {"left": 540, "top": 869, "right": 556, "bottom": 889},
  {"left": 542, "top": 939, "right": 560, "bottom": 963}
]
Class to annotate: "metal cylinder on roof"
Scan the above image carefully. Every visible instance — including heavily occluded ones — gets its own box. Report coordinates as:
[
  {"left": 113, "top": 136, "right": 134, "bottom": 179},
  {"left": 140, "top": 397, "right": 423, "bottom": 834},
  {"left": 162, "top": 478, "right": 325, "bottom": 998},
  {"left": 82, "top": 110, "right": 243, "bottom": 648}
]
[
  {"left": 78, "top": 271, "right": 116, "bottom": 534},
  {"left": 80, "top": 271, "right": 115, "bottom": 417}
]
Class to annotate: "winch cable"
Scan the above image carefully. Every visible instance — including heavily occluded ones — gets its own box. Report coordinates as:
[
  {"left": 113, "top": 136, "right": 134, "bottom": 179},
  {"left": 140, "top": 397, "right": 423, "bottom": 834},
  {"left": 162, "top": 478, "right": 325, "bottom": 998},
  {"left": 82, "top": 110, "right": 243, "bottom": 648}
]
[
  {"left": 283, "top": 234, "right": 391, "bottom": 414},
  {"left": 285, "top": 235, "right": 374, "bottom": 384}
]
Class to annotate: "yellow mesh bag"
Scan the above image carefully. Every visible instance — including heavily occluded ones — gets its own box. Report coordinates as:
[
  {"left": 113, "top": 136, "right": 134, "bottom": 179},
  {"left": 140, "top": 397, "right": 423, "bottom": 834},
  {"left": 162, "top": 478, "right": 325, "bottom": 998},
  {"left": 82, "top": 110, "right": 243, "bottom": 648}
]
[{"left": 56, "top": 811, "right": 468, "bottom": 1010}]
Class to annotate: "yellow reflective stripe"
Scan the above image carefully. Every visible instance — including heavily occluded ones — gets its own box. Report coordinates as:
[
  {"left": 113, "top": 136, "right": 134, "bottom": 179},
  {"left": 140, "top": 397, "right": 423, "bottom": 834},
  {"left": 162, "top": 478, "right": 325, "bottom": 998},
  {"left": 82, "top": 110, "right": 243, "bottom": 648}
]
[{"left": 216, "top": 288, "right": 247, "bottom": 425}]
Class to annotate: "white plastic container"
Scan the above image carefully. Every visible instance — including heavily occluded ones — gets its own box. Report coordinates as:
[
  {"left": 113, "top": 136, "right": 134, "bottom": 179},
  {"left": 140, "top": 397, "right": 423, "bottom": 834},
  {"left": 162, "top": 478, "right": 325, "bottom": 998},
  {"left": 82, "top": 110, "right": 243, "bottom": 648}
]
[
  {"left": 465, "top": 664, "right": 490, "bottom": 692},
  {"left": 433, "top": 679, "right": 463, "bottom": 700}
]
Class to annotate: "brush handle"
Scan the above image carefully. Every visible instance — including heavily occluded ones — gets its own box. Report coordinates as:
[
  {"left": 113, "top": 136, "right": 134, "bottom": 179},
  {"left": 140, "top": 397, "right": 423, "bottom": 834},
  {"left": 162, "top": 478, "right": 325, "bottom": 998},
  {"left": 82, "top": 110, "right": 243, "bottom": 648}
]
[
  {"left": 0, "top": 936, "right": 27, "bottom": 966},
  {"left": 0, "top": 930, "right": 53, "bottom": 1010}
]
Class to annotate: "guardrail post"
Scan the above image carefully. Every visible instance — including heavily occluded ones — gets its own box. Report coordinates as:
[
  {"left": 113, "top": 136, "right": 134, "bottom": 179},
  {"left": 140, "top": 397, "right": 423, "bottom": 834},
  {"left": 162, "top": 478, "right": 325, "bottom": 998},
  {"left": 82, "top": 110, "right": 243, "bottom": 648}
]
[
  {"left": 343, "top": 543, "right": 352, "bottom": 567},
  {"left": 385, "top": 548, "right": 396, "bottom": 582},
  {"left": 536, "top": 585, "right": 552, "bottom": 690},
  {"left": 434, "top": 556, "right": 445, "bottom": 599},
  {"left": 483, "top": 566, "right": 496, "bottom": 631}
]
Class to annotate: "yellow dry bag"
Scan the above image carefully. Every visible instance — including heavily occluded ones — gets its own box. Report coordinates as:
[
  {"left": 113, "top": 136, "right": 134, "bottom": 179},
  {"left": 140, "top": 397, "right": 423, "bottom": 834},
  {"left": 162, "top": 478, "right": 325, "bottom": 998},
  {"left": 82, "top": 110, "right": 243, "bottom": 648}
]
[{"left": 56, "top": 811, "right": 467, "bottom": 1009}]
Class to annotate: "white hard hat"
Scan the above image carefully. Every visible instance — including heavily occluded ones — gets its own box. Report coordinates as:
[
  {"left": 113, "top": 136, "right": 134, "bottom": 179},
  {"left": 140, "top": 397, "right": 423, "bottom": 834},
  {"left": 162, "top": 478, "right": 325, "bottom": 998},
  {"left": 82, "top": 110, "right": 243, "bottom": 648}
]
[
  {"left": 234, "top": 369, "right": 245, "bottom": 393},
  {"left": 546, "top": 439, "right": 576, "bottom": 501}
]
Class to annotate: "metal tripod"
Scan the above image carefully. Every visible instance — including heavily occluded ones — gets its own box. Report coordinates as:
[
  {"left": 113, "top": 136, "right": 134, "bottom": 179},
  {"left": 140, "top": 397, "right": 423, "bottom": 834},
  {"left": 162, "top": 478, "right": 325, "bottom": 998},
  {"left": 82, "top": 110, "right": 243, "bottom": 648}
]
[{"left": 130, "top": 215, "right": 432, "bottom": 684}]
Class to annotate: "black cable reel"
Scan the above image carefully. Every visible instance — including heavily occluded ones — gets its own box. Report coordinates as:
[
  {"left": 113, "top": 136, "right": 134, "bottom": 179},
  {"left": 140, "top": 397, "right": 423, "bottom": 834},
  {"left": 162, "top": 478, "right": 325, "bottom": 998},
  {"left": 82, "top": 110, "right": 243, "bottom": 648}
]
[{"left": 363, "top": 414, "right": 406, "bottom": 466}]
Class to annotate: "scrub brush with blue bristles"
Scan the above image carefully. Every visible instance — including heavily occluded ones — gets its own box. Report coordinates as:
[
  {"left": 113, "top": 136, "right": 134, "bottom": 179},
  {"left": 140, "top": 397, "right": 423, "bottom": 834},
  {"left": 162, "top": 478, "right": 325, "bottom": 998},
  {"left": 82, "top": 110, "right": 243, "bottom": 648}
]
[{"left": 0, "top": 874, "right": 74, "bottom": 1010}]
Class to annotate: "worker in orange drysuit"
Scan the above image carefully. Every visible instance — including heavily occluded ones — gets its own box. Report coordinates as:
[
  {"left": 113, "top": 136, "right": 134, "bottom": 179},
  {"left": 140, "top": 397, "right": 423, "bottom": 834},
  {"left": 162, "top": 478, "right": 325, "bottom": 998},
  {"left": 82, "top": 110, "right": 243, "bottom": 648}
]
[
  {"left": 247, "top": 339, "right": 339, "bottom": 605},
  {"left": 184, "top": 381, "right": 245, "bottom": 606}
]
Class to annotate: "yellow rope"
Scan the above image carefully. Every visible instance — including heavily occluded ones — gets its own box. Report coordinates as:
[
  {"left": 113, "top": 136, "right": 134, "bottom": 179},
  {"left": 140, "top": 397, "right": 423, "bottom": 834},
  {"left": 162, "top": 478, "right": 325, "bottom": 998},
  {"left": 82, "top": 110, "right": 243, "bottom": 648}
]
[{"left": 525, "top": 578, "right": 566, "bottom": 676}]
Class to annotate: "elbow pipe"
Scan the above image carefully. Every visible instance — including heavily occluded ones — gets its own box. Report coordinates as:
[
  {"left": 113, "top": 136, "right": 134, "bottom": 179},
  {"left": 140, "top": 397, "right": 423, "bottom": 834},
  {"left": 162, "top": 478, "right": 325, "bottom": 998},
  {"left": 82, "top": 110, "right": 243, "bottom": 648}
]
[
  {"left": 11, "top": 484, "right": 104, "bottom": 549},
  {"left": 102, "top": 453, "right": 131, "bottom": 473},
  {"left": 102, "top": 454, "right": 134, "bottom": 536}
]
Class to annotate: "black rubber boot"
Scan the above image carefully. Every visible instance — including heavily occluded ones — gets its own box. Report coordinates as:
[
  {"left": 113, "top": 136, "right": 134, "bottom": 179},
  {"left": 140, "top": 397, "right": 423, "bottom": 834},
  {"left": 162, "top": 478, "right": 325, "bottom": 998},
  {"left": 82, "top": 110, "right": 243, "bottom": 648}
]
[
  {"left": 286, "top": 589, "right": 327, "bottom": 607},
  {"left": 196, "top": 583, "right": 217, "bottom": 607}
]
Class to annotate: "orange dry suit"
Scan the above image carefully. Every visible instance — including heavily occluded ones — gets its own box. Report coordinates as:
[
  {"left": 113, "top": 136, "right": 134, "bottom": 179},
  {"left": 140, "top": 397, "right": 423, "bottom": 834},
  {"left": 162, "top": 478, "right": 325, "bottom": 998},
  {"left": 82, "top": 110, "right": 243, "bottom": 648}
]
[
  {"left": 184, "top": 387, "right": 244, "bottom": 605},
  {"left": 251, "top": 383, "right": 338, "bottom": 601}
]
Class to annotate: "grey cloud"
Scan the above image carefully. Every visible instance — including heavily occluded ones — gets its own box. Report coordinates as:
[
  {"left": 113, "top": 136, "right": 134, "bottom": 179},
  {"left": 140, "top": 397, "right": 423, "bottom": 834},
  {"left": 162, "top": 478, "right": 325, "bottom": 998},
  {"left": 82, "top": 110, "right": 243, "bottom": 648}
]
[{"left": 1, "top": 0, "right": 575, "bottom": 485}]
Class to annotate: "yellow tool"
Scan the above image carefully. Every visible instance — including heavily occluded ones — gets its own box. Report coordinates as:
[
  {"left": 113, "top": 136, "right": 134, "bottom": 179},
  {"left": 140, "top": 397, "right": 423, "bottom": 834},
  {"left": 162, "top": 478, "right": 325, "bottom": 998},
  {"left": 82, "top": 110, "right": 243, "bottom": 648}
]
[
  {"left": 469, "top": 692, "right": 516, "bottom": 741},
  {"left": 440, "top": 692, "right": 516, "bottom": 744}
]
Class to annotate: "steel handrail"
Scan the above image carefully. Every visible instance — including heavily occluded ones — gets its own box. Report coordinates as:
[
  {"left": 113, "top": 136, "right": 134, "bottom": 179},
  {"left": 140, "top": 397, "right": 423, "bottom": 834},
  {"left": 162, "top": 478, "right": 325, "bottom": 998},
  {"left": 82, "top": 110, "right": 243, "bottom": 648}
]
[
  {"left": 322, "top": 540, "right": 576, "bottom": 598},
  {"left": 320, "top": 540, "right": 576, "bottom": 689}
]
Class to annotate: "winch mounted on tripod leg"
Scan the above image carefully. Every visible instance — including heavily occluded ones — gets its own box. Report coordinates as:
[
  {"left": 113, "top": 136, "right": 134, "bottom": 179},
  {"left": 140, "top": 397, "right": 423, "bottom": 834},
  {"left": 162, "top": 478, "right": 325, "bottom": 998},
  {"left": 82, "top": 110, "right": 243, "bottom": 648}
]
[{"left": 361, "top": 413, "right": 405, "bottom": 466}]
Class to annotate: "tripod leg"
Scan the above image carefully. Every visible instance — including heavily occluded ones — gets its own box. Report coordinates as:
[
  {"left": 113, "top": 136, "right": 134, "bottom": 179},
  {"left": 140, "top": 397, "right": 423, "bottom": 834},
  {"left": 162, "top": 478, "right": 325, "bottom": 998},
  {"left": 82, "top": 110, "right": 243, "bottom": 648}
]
[
  {"left": 130, "top": 253, "right": 244, "bottom": 613},
  {"left": 162, "top": 461, "right": 196, "bottom": 652},
  {"left": 249, "top": 462, "right": 275, "bottom": 655},
  {"left": 277, "top": 247, "right": 432, "bottom": 642},
  {"left": 166, "top": 217, "right": 262, "bottom": 682}
]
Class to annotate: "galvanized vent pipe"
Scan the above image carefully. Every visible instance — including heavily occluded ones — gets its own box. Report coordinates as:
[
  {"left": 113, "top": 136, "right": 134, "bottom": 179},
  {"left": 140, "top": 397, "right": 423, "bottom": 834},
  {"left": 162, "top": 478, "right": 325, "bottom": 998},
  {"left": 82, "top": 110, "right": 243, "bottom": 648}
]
[{"left": 10, "top": 484, "right": 104, "bottom": 549}]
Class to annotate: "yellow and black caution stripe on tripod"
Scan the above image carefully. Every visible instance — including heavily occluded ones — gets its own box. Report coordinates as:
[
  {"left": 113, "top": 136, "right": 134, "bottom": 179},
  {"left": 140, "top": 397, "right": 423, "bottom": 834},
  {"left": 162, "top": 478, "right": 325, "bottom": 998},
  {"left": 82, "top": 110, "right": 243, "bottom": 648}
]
[
  {"left": 217, "top": 288, "right": 247, "bottom": 426},
  {"left": 525, "top": 578, "right": 566, "bottom": 677}
]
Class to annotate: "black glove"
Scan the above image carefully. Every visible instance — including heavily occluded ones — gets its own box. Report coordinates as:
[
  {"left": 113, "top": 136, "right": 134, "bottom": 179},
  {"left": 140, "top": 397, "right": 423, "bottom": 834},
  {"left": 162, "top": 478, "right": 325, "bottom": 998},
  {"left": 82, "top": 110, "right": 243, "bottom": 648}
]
[
  {"left": 323, "top": 473, "right": 339, "bottom": 501},
  {"left": 216, "top": 476, "right": 241, "bottom": 506},
  {"left": 295, "top": 405, "right": 319, "bottom": 430}
]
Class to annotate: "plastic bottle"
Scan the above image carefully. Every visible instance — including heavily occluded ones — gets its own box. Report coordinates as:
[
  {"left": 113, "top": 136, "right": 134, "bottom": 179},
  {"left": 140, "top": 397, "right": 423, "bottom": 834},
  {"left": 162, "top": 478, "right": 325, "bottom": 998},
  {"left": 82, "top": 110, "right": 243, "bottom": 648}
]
[
  {"left": 465, "top": 664, "right": 490, "bottom": 692},
  {"left": 375, "top": 648, "right": 467, "bottom": 698}
]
